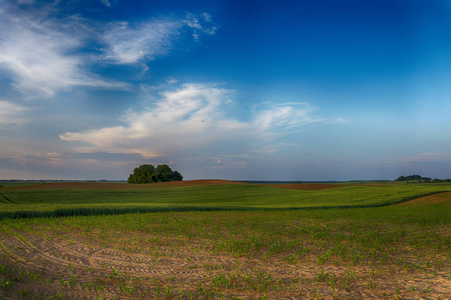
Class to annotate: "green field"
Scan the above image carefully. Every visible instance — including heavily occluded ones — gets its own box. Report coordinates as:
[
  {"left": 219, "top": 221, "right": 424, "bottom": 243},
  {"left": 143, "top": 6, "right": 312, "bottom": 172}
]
[
  {"left": 0, "top": 181, "right": 450, "bottom": 299},
  {"left": 1, "top": 181, "right": 451, "bottom": 219}
]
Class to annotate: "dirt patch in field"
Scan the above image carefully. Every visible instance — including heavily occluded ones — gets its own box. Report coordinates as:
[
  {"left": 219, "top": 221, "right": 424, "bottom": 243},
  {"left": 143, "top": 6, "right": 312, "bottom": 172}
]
[
  {"left": 0, "top": 214, "right": 449, "bottom": 300},
  {"left": 6, "top": 180, "right": 248, "bottom": 191},
  {"left": 6, "top": 180, "right": 349, "bottom": 192},
  {"left": 398, "top": 192, "right": 451, "bottom": 206},
  {"left": 262, "top": 183, "right": 347, "bottom": 190}
]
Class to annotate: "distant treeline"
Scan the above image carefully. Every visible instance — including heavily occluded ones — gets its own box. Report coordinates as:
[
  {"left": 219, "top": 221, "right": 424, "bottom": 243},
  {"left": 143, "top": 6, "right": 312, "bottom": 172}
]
[{"left": 395, "top": 174, "right": 451, "bottom": 183}]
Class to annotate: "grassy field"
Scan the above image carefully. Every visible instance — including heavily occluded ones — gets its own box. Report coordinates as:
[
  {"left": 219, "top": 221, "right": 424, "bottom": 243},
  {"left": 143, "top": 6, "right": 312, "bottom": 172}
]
[
  {"left": 1, "top": 180, "right": 450, "bottom": 219},
  {"left": 0, "top": 181, "right": 450, "bottom": 299}
]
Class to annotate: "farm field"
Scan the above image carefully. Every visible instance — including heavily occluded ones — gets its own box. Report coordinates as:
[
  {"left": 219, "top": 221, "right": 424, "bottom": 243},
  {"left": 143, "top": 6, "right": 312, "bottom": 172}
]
[
  {"left": 0, "top": 181, "right": 450, "bottom": 299},
  {"left": 1, "top": 180, "right": 451, "bottom": 219}
]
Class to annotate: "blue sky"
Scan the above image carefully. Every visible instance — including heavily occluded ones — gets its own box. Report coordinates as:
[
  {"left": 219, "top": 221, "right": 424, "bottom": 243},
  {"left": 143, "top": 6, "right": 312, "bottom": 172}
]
[{"left": 0, "top": 0, "right": 450, "bottom": 181}]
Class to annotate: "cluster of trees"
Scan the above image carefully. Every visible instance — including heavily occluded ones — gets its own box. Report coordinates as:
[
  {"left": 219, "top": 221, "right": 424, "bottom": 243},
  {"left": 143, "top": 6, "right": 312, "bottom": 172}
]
[
  {"left": 395, "top": 174, "right": 427, "bottom": 182},
  {"left": 395, "top": 174, "right": 451, "bottom": 183},
  {"left": 127, "top": 164, "right": 183, "bottom": 184}
]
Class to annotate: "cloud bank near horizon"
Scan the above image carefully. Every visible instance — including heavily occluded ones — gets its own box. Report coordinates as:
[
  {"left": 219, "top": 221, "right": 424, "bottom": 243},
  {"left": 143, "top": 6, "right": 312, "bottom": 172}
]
[{"left": 59, "top": 83, "right": 325, "bottom": 163}]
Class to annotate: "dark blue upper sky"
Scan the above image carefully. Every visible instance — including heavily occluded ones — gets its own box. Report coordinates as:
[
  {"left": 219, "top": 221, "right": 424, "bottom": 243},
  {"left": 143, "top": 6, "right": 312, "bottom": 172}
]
[{"left": 0, "top": 0, "right": 450, "bottom": 180}]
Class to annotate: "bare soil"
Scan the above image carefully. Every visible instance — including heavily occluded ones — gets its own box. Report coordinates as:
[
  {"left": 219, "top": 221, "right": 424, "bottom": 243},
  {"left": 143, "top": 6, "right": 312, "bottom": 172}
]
[
  {"left": 6, "top": 180, "right": 249, "bottom": 191},
  {"left": 0, "top": 220, "right": 448, "bottom": 299},
  {"left": 7, "top": 180, "right": 347, "bottom": 192},
  {"left": 398, "top": 192, "right": 451, "bottom": 206}
]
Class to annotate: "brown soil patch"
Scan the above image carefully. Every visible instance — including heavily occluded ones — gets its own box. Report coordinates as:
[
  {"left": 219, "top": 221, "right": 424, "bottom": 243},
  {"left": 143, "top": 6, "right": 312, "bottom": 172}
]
[
  {"left": 0, "top": 215, "right": 448, "bottom": 300},
  {"left": 6, "top": 179, "right": 248, "bottom": 191},
  {"left": 6, "top": 180, "right": 349, "bottom": 192},
  {"left": 398, "top": 191, "right": 451, "bottom": 206},
  {"left": 262, "top": 183, "right": 347, "bottom": 190}
]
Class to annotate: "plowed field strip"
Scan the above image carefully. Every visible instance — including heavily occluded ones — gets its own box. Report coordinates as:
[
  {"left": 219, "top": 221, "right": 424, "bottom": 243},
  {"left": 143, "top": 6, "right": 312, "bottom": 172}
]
[
  {"left": 6, "top": 180, "right": 249, "bottom": 190},
  {"left": 397, "top": 191, "right": 451, "bottom": 205},
  {"left": 6, "top": 180, "right": 352, "bottom": 191}
]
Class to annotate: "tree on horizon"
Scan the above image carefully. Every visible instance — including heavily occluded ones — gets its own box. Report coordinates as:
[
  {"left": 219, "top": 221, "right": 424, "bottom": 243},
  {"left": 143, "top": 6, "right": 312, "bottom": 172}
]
[{"left": 128, "top": 164, "right": 183, "bottom": 184}]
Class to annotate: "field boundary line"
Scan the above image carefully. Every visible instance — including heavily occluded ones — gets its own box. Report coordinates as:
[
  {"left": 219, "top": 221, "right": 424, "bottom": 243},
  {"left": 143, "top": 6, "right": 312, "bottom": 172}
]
[
  {"left": 386, "top": 191, "right": 448, "bottom": 206},
  {"left": 0, "top": 192, "right": 17, "bottom": 204},
  {"left": 0, "top": 191, "right": 448, "bottom": 221}
]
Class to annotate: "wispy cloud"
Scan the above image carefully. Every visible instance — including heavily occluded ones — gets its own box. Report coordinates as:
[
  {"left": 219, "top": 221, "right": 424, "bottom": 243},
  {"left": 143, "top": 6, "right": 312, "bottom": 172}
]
[
  {"left": 100, "top": 20, "right": 182, "bottom": 64},
  {"left": 183, "top": 13, "right": 218, "bottom": 41},
  {"left": 0, "top": 12, "right": 82, "bottom": 97},
  {"left": 101, "top": 0, "right": 111, "bottom": 7},
  {"left": 59, "top": 83, "right": 326, "bottom": 161},
  {"left": 0, "top": 2, "right": 217, "bottom": 97},
  {"left": 254, "top": 103, "right": 323, "bottom": 131},
  {"left": 0, "top": 2, "right": 130, "bottom": 98},
  {"left": 0, "top": 100, "right": 28, "bottom": 125},
  {"left": 332, "top": 117, "right": 351, "bottom": 124},
  {"left": 397, "top": 152, "right": 451, "bottom": 165},
  {"left": 101, "top": 12, "right": 217, "bottom": 63}
]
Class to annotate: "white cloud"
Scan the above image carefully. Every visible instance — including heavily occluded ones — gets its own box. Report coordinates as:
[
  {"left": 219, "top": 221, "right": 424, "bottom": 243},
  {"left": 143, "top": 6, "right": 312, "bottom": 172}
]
[
  {"left": 60, "top": 83, "right": 247, "bottom": 158},
  {"left": 100, "top": 13, "right": 217, "bottom": 63},
  {"left": 0, "top": 15, "right": 81, "bottom": 97},
  {"left": 0, "top": 3, "right": 130, "bottom": 98},
  {"left": 334, "top": 117, "right": 351, "bottom": 123},
  {"left": 101, "top": 20, "right": 182, "bottom": 64},
  {"left": 183, "top": 14, "right": 203, "bottom": 30},
  {"left": 202, "top": 13, "right": 212, "bottom": 23},
  {"left": 59, "top": 83, "right": 325, "bottom": 160},
  {"left": 0, "top": 100, "right": 28, "bottom": 125},
  {"left": 0, "top": 3, "right": 216, "bottom": 97},
  {"left": 183, "top": 13, "right": 217, "bottom": 41},
  {"left": 254, "top": 103, "right": 323, "bottom": 131}
]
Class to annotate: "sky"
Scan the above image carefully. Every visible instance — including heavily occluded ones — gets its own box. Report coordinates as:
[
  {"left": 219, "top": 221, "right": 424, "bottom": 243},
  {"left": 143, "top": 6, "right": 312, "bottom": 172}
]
[{"left": 0, "top": 0, "right": 450, "bottom": 181}]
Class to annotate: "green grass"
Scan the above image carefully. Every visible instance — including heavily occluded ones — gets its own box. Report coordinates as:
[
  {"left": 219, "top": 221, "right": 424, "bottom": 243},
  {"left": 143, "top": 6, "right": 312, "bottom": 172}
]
[
  {"left": 0, "top": 181, "right": 47, "bottom": 188},
  {"left": 1, "top": 183, "right": 450, "bottom": 219}
]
